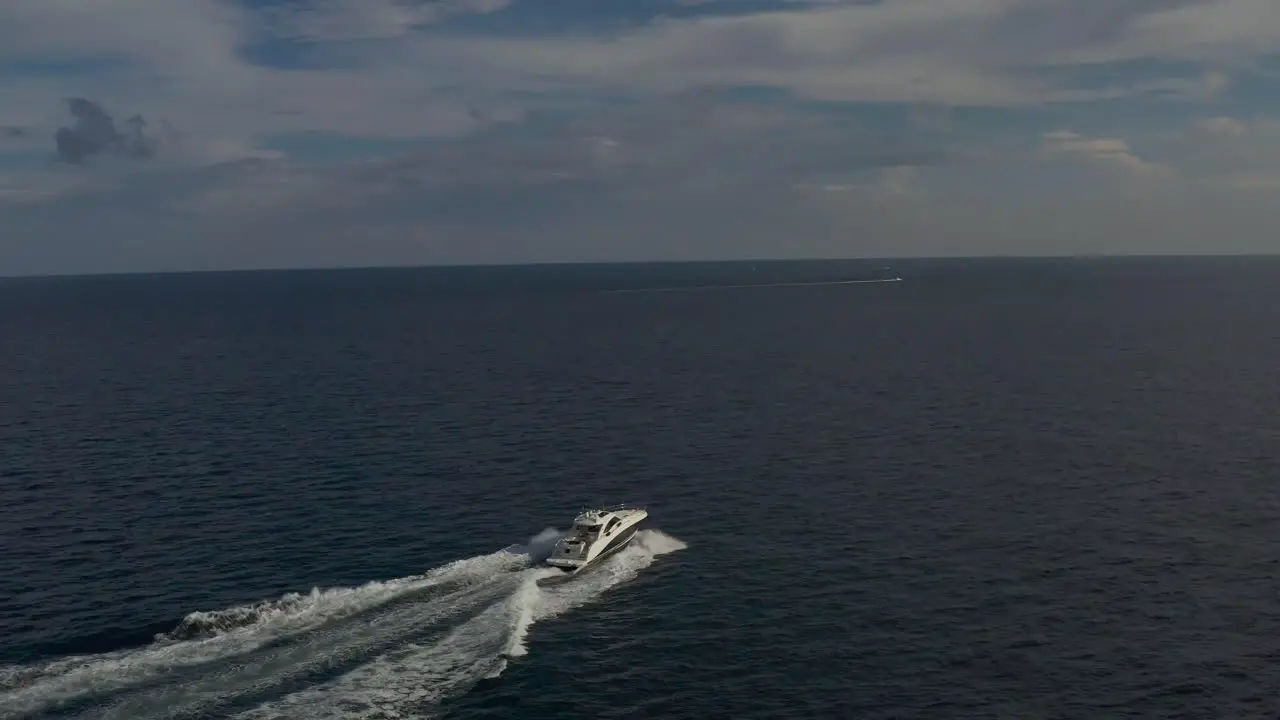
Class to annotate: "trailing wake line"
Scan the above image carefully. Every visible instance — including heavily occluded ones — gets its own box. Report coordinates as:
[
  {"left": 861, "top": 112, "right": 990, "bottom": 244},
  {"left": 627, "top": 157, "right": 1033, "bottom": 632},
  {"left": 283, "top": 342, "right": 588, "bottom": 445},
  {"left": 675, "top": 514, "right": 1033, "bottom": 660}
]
[{"left": 0, "top": 529, "right": 687, "bottom": 720}]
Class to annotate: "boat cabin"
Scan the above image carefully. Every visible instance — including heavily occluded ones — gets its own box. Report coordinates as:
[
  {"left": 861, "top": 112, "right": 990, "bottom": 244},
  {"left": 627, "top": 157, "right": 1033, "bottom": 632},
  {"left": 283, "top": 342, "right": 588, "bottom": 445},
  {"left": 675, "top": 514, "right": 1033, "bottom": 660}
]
[
  {"left": 546, "top": 505, "right": 646, "bottom": 570},
  {"left": 570, "top": 510, "right": 625, "bottom": 542}
]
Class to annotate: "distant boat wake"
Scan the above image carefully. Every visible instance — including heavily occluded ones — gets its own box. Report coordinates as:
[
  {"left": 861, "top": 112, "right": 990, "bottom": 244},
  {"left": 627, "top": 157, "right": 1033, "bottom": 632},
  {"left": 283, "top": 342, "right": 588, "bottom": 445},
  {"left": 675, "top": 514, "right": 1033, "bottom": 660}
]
[
  {"left": 0, "top": 530, "right": 687, "bottom": 720},
  {"left": 606, "top": 277, "right": 903, "bottom": 294}
]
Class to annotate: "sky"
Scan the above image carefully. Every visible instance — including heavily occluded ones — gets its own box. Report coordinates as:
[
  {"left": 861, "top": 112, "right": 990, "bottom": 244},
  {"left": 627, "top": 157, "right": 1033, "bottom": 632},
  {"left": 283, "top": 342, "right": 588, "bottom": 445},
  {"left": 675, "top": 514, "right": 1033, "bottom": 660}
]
[{"left": 1, "top": 0, "right": 1280, "bottom": 276}]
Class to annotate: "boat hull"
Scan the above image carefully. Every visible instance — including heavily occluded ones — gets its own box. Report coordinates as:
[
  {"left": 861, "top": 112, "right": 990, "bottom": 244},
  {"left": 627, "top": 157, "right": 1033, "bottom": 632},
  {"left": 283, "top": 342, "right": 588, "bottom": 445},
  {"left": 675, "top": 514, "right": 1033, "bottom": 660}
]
[{"left": 536, "top": 524, "right": 639, "bottom": 587}]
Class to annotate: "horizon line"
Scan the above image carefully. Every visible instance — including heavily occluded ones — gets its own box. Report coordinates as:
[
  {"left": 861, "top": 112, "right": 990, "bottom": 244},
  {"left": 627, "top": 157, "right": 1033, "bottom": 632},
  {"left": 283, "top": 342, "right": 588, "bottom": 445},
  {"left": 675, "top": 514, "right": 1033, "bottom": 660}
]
[{"left": 3, "top": 252, "right": 1278, "bottom": 281}]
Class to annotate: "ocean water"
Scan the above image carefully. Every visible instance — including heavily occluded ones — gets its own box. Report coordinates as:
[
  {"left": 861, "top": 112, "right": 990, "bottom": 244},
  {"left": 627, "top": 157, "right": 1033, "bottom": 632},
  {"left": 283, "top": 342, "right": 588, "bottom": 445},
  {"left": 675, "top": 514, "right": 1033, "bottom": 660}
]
[{"left": 2, "top": 257, "right": 1280, "bottom": 719}]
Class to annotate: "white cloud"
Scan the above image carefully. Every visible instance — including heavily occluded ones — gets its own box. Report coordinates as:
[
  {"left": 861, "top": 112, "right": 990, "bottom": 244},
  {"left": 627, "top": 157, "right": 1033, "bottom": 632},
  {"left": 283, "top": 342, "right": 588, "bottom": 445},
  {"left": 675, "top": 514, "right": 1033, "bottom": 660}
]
[
  {"left": 876, "top": 166, "right": 919, "bottom": 198},
  {"left": 801, "top": 165, "right": 924, "bottom": 199},
  {"left": 1192, "top": 116, "right": 1249, "bottom": 137},
  {"left": 261, "top": 0, "right": 510, "bottom": 42},
  {"left": 4, "top": 0, "right": 1280, "bottom": 274},
  {"left": 411, "top": 0, "right": 1280, "bottom": 105},
  {"left": 1173, "top": 115, "right": 1280, "bottom": 191},
  {"left": 0, "top": 0, "right": 514, "bottom": 161},
  {"left": 1041, "top": 129, "right": 1172, "bottom": 178},
  {"left": 0, "top": 0, "right": 251, "bottom": 91},
  {"left": 147, "top": 98, "right": 949, "bottom": 223},
  {"left": 0, "top": 180, "right": 58, "bottom": 205},
  {"left": 1218, "top": 172, "right": 1280, "bottom": 191},
  {"left": 1054, "top": 0, "right": 1280, "bottom": 65},
  {"left": 1, "top": 0, "right": 1276, "bottom": 163}
]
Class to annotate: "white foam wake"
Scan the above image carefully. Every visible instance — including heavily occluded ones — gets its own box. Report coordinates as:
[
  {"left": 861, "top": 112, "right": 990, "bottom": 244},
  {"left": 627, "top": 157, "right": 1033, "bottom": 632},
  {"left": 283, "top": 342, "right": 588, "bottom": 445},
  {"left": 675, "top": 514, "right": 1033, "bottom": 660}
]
[
  {"left": 0, "top": 528, "right": 685, "bottom": 720},
  {"left": 0, "top": 549, "right": 525, "bottom": 720},
  {"left": 231, "top": 529, "right": 687, "bottom": 720}
]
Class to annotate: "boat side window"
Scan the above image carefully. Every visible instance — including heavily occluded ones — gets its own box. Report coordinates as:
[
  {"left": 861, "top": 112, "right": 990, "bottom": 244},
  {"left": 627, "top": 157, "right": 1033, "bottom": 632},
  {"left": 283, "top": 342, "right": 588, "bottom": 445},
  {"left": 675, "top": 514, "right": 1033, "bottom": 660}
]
[{"left": 604, "top": 518, "right": 619, "bottom": 534}]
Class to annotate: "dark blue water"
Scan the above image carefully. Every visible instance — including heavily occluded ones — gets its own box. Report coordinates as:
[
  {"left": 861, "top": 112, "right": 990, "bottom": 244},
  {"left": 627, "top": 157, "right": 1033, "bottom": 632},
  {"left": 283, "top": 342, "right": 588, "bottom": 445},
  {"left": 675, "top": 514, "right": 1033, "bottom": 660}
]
[{"left": 3, "top": 257, "right": 1280, "bottom": 719}]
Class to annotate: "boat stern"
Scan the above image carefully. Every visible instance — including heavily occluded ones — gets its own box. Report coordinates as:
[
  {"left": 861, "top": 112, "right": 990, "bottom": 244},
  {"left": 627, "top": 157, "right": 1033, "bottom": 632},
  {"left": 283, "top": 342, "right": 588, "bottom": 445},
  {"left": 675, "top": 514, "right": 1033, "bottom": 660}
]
[{"left": 545, "top": 556, "right": 585, "bottom": 570}]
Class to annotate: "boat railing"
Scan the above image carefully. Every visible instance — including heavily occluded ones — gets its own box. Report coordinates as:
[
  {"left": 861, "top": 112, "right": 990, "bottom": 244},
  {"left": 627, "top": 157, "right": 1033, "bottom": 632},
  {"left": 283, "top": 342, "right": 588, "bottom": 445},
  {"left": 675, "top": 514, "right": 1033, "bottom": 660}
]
[{"left": 580, "top": 502, "right": 645, "bottom": 514}]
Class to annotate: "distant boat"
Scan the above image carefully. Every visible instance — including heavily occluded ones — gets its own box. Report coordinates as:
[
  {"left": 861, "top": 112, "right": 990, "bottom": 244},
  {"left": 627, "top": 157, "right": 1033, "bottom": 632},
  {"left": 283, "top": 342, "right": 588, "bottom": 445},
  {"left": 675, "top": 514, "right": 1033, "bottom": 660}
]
[{"left": 537, "top": 505, "right": 648, "bottom": 586}]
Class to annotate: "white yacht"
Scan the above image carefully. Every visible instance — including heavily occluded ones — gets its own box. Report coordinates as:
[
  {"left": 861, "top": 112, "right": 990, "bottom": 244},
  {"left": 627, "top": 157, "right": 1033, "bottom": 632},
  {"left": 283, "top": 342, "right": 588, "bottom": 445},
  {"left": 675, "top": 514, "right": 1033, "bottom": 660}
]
[{"left": 538, "top": 505, "right": 648, "bottom": 586}]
